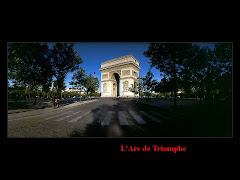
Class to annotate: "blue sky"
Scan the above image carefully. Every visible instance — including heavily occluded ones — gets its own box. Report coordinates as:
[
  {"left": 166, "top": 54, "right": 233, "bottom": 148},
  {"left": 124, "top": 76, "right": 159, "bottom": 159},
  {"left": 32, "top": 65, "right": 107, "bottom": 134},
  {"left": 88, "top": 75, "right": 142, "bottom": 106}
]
[
  {"left": 48, "top": 42, "right": 216, "bottom": 91},
  {"left": 9, "top": 42, "right": 216, "bottom": 90},
  {"left": 49, "top": 42, "right": 159, "bottom": 90}
]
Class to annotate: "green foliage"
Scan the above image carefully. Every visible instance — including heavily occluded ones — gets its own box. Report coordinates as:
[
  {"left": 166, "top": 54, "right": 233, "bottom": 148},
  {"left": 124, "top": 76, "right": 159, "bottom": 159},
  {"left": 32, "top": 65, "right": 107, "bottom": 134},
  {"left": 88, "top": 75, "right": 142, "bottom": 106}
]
[
  {"left": 8, "top": 43, "right": 53, "bottom": 92},
  {"left": 69, "top": 67, "right": 87, "bottom": 89},
  {"left": 8, "top": 43, "right": 84, "bottom": 106},
  {"left": 50, "top": 43, "right": 83, "bottom": 103},
  {"left": 144, "top": 43, "right": 232, "bottom": 104},
  {"left": 50, "top": 43, "right": 82, "bottom": 81},
  {"left": 85, "top": 74, "right": 99, "bottom": 94},
  {"left": 144, "top": 43, "right": 194, "bottom": 106}
]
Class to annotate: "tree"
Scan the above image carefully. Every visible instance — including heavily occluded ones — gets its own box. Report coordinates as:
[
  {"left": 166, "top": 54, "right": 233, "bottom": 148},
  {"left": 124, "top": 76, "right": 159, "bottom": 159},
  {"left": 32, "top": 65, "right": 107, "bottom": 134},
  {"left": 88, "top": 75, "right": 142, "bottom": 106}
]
[
  {"left": 142, "top": 71, "right": 157, "bottom": 101},
  {"left": 85, "top": 74, "right": 99, "bottom": 100},
  {"left": 192, "top": 46, "right": 211, "bottom": 104},
  {"left": 179, "top": 44, "right": 202, "bottom": 100},
  {"left": 131, "top": 75, "right": 145, "bottom": 101},
  {"left": 69, "top": 67, "right": 87, "bottom": 101},
  {"left": 50, "top": 43, "right": 82, "bottom": 107},
  {"left": 8, "top": 43, "right": 53, "bottom": 105},
  {"left": 144, "top": 43, "right": 194, "bottom": 107},
  {"left": 213, "top": 43, "right": 232, "bottom": 102},
  {"left": 8, "top": 81, "right": 26, "bottom": 102},
  {"left": 158, "top": 76, "right": 175, "bottom": 99}
]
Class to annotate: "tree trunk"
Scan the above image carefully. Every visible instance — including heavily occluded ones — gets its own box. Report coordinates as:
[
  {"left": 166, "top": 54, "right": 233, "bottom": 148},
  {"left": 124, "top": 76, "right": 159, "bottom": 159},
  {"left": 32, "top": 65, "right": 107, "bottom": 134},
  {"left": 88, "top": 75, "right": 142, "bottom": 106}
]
[
  {"left": 33, "top": 90, "right": 36, "bottom": 105},
  {"left": 52, "top": 92, "right": 55, "bottom": 108},
  {"left": 34, "top": 96, "right": 36, "bottom": 105},
  {"left": 174, "top": 89, "right": 177, "bottom": 107},
  {"left": 57, "top": 85, "right": 59, "bottom": 108}
]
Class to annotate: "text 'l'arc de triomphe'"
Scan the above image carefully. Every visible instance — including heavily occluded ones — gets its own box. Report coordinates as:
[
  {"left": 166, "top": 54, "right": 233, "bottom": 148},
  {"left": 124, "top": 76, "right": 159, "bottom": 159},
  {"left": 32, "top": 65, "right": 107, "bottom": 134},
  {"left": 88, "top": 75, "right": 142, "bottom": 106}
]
[{"left": 99, "top": 54, "right": 141, "bottom": 97}]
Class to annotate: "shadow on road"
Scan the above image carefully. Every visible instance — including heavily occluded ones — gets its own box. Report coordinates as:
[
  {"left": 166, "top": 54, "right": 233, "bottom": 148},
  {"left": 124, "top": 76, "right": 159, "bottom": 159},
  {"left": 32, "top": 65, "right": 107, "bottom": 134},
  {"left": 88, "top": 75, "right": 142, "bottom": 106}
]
[{"left": 69, "top": 99, "right": 160, "bottom": 137}]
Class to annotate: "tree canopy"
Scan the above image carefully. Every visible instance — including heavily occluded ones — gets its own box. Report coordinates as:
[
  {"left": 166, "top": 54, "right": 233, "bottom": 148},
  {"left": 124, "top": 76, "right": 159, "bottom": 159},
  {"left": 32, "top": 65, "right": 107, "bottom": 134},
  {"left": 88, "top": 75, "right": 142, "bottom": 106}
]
[
  {"left": 144, "top": 43, "right": 232, "bottom": 105},
  {"left": 8, "top": 43, "right": 53, "bottom": 104},
  {"left": 8, "top": 43, "right": 83, "bottom": 106},
  {"left": 144, "top": 43, "right": 194, "bottom": 106}
]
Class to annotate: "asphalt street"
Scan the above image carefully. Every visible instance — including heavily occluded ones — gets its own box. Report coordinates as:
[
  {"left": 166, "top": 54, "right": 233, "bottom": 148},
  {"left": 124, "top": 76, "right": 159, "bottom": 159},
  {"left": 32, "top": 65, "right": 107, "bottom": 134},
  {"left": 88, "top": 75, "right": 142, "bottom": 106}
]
[{"left": 8, "top": 98, "right": 186, "bottom": 137}]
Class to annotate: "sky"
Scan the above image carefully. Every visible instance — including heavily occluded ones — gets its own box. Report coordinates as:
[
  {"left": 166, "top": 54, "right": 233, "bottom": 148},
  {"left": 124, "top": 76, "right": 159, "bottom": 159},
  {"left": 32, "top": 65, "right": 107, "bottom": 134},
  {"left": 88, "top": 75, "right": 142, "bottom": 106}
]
[
  {"left": 51, "top": 42, "right": 215, "bottom": 91},
  {"left": 48, "top": 42, "right": 160, "bottom": 90},
  {"left": 9, "top": 42, "right": 216, "bottom": 91}
]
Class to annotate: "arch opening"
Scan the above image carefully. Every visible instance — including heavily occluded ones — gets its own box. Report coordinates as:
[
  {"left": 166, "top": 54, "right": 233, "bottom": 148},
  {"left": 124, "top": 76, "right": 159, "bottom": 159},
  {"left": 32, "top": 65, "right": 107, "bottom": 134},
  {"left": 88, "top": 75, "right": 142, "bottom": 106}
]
[{"left": 112, "top": 73, "right": 120, "bottom": 97}]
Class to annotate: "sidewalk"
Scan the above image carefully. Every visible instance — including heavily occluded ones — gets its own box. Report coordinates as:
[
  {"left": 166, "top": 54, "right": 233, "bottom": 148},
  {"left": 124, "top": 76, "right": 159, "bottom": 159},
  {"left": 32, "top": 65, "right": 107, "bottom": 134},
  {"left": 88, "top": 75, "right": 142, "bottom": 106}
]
[
  {"left": 8, "top": 99, "right": 99, "bottom": 120},
  {"left": 134, "top": 98, "right": 201, "bottom": 109},
  {"left": 134, "top": 99, "right": 173, "bottom": 109},
  {"left": 8, "top": 97, "right": 99, "bottom": 114}
]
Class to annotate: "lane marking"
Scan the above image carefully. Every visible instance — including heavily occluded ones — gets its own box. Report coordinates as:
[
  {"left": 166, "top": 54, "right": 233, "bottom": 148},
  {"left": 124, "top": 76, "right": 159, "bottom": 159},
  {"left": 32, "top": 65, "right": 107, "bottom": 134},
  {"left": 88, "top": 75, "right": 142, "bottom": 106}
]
[
  {"left": 86, "top": 111, "right": 102, "bottom": 124},
  {"left": 118, "top": 111, "right": 128, "bottom": 125},
  {"left": 101, "top": 111, "right": 113, "bottom": 126},
  {"left": 68, "top": 111, "right": 91, "bottom": 123},
  {"left": 139, "top": 111, "right": 162, "bottom": 123},
  {"left": 56, "top": 111, "right": 81, "bottom": 121},
  {"left": 129, "top": 111, "right": 147, "bottom": 124}
]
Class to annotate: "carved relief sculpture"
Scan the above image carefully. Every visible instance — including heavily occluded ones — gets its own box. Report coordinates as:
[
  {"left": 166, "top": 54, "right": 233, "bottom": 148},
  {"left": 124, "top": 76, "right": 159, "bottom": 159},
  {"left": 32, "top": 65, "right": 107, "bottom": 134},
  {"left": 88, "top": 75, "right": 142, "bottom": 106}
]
[
  {"left": 103, "top": 83, "right": 107, "bottom": 92},
  {"left": 123, "top": 81, "right": 129, "bottom": 91}
]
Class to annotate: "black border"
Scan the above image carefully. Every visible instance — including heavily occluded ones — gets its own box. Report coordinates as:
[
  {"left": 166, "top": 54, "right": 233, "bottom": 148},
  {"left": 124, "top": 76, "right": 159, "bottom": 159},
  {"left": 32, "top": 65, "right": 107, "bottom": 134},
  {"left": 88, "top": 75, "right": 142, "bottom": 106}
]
[{"left": 1, "top": 33, "right": 239, "bottom": 160}]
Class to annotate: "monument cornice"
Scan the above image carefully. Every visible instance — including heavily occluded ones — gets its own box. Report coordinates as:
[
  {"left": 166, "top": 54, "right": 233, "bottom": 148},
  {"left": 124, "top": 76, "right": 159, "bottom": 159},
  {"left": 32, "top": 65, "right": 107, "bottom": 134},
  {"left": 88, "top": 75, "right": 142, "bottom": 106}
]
[
  {"left": 120, "top": 76, "right": 138, "bottom": 80},
  {"left": 99, "top": 61, "right": 140, "bottom": 71},
  {"left": 101, "top": 54, "right": 140, "bottom": 65},
  {"left": 101, "top": 79, "right": 115, "bottom": 82}
]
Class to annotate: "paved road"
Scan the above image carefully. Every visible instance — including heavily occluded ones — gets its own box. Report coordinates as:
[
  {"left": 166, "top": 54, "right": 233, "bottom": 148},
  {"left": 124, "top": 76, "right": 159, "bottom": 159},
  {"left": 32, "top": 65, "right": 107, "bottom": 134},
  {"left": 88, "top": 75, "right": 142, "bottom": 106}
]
[{"left": 8, "top": 98, "right": 185, "bottom": 137}]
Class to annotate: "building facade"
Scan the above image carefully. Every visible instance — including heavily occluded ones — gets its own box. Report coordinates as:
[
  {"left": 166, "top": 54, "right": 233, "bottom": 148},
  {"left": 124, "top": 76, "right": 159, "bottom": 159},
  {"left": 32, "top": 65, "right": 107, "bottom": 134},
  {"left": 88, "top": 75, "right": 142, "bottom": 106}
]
[
  {"left": 66, "top": 87, "right": 86, "bottom": 94},
  {"left": 99, "top": 54, "right": 141, "bottom": 97}
]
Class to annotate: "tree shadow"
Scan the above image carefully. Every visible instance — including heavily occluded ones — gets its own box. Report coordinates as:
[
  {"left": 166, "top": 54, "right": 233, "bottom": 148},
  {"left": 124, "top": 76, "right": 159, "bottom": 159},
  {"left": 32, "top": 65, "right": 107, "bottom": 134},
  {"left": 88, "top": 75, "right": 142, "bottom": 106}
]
[
  {"left": 69, "top": 99, "right": 132, "bottom": 137},
  {"left": 69, "top": 98, "right": 185, "bottom": 137}
]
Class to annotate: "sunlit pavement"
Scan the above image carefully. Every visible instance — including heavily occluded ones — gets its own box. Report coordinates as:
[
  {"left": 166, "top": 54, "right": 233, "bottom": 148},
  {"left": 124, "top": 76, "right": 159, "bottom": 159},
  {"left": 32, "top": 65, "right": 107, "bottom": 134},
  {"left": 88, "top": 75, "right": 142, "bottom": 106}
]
[{"left": 8, "top": 98, "right": 184, "bottom": 138}]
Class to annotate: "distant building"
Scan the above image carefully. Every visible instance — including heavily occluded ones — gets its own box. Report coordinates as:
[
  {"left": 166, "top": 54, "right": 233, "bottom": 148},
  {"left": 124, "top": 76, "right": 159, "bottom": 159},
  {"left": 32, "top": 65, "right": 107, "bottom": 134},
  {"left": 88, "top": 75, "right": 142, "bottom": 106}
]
[
  {"left": 65, "top": 87, "right": 86, "bottom": 94},
  {"left": 177, "top": 89, "right": 184, "bottom": 94}
]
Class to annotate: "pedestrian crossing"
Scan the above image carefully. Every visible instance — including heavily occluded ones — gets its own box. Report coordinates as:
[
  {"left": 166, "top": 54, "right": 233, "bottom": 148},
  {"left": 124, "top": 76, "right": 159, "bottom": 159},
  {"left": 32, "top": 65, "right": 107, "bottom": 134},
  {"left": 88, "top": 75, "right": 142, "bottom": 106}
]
[
  {"left": 118, "top": 111, "right": 129, "bottom": 125},
  {"left": 128, "top": 111, "right": 147, "bottom": 124},
  {"left": 69, "top": 111, "right": 91, "bottom": 123},
  {"left": 101, "top": 111, "right": 113, "bottom": 125},
  {"left": 44, "top": 110, "right": 171, "bottom": 126}
]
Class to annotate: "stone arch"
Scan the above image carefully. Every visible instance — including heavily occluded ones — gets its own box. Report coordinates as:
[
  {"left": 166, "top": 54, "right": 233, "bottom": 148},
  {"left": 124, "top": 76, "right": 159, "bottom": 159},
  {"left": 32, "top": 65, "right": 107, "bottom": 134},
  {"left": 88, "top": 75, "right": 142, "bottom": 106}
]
[
  {"left": 109, "top": 71, "right": 121, "bottom": 80},
  {"left": 100, "top": 55, "right": 140, "bottom": 97},
  {"left": 111, "top": 73, "right": 120, "bottom": 97}
]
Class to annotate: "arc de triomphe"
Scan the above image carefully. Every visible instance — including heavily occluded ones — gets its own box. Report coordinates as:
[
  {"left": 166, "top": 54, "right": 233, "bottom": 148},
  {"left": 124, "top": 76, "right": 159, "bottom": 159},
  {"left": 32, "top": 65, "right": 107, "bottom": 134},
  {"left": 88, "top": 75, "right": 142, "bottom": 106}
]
[{"left": 99, "top": 54, "right": 141, "bottom": 97}]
